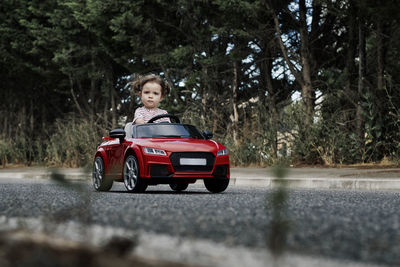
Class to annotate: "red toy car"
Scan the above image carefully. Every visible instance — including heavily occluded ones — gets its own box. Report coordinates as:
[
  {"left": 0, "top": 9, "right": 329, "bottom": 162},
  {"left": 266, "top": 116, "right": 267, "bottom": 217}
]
[{"left": 92, "top": 114, "right": 230, "bottom": 193}]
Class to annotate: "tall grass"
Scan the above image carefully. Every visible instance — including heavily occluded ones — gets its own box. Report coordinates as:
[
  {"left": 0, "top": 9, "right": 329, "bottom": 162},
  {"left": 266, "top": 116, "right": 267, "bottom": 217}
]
[
  {"left": 0, "top": 139, "right": 13, "bottom": 167},
  {"left": 217, "top": 100, "right": 400, "bottom": 167},
  {"left": 0, "top": 135, "right": 38, "bottom": 167},
  {"left": 2, "top": 100, "right": 400, "bottom": 167},
  {"left": 0, "top": 115, "right": 112, "bottom": 168},
  {"left": 45, "top": 117, "right": 107, "bottom": 167}
]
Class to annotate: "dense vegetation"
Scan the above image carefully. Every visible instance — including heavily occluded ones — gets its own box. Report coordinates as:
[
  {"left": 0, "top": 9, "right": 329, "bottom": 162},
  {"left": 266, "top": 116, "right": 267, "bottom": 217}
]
[{"left": 1, "top": 0, "right": 400, "bottom": 167}]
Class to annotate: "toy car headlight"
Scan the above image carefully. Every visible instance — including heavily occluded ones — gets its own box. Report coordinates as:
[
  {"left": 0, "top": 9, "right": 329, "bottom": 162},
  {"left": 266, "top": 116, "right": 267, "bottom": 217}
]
[
  {"left": 217, "top": 149, "right": 228, "bottom": 156},
  {"left": 143, "top": 147, "right": 167, "bottom": 156}
]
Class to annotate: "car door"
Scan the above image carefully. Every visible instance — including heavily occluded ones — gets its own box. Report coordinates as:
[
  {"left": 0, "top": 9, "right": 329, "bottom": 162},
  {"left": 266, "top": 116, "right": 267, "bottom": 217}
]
[{"left": 107, "top": 139, "right": 126, "bottom": 177}]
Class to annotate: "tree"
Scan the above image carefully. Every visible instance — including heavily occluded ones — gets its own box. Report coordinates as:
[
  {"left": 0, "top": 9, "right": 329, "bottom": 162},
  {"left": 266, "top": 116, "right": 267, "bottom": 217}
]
[{"left": 2, "top": 0, "right": 400, "bottom": 166}]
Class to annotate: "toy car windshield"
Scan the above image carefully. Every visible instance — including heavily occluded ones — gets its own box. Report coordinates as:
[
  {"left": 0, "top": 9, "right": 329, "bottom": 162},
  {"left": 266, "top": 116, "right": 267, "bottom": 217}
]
[{"left": 135, "top": 124, "right": 204, "bottom": 139}]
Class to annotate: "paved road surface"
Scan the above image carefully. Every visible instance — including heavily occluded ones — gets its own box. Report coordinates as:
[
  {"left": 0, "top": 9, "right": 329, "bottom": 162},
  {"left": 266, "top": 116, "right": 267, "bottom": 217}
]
[
  {"left": 0, "top": 178, "right": 399, "bottom": 266},
  {"left": 0, "top": 166, "right": 399, "bottom": 189}
]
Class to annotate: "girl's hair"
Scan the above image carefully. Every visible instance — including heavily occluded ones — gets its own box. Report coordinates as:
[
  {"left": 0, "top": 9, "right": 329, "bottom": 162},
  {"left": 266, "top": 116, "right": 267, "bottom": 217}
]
[{"left": 130, "top": 74, "right": 171, "bottom": 97}]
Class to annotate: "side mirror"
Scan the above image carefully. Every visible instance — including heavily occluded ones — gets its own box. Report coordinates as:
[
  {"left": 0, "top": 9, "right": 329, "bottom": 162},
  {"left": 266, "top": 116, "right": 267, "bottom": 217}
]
[
  {"left": 109, "top": 129, "right": 126, "bottom": 143},
  {"left": 202, "top": 130, "right": 213, "bottom": 140}
]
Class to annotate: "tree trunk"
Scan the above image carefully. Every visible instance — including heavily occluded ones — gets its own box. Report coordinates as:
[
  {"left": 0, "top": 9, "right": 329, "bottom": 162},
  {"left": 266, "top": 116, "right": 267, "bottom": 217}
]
[
  {"left": 201, "top": 67, "right": 208, "bottom": 127},
  {"left": 41, "top": 104, "right": 46, "bottom": 135},
  {"left": 3, "top": 113, "right": 7, "bottom": 138},
  {"left": 344, "top": 1, "right": 357, "bottom": 105},
  {"left": 69, "top": 74, "right": 84, "bottom": 117},
  {"left": 104, "top": 64, "right": 117, "bottom": 129},
  {"left": 103, "top": 101, "right": 109, "bottom": 127},
  {"left": 231, "top": 62, "right": 239, "bottom": 147},
  {"left": 89, "top": 52, "right": 96, "bottom": 123},
  {"left": 356, "top": 14, "right": 366, "bottom": 143},
  {"left": 111, "top": 86, "right": 117, "bottom": 129},
  {"left": 299, "top": 0, "right": 315, "bottom": 124},
  {"left": 265, "top": 55, "right": 278, "bottom": 158},
  {"left": 28, "top": 99, "right": 34, "bottom": 165},
  {"left": 20, "top": 104, "right": 26, "bottom": 131},
  {"left": 271, "top": 0, "right": 315, "bottom": 125},
  {"left": 376, "top": 18, "right": 384, "bottom": 91}
]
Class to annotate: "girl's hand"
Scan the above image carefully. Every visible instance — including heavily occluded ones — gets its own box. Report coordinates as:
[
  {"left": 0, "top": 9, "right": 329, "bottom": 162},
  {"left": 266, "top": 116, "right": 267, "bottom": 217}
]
[{"left": 135, "top": 118, "right": 145, "bottom": 124}]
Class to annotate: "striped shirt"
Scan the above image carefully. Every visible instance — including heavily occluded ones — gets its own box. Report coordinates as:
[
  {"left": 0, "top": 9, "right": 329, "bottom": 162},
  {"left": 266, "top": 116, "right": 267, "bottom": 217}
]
[{"left": 133, "top": 107, "right": 170, "bottom": 124}]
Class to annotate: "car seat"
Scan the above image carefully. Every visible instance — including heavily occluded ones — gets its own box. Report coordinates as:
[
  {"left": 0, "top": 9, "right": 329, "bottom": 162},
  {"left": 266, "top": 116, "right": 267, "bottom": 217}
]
[{"left": 124, "top": 122, "right": 133, "bottom": 138}]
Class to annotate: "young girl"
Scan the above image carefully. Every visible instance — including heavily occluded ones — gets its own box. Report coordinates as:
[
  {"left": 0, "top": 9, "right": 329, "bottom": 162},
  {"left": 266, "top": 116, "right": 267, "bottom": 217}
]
[{"left": 131, "top": 74, "right": 171, "bottom": 124}]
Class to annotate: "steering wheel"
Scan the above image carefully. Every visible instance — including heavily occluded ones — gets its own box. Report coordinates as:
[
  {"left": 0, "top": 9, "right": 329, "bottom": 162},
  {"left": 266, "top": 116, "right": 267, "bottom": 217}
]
[{"left": 148, "top": 113, "right": 180, "bottom": 124}]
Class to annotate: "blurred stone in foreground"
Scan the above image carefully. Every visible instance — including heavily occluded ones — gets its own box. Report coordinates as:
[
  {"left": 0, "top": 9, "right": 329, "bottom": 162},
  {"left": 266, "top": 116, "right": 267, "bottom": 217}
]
[{"left": 0, "top": 230, "right": 194, "bottom": 267}]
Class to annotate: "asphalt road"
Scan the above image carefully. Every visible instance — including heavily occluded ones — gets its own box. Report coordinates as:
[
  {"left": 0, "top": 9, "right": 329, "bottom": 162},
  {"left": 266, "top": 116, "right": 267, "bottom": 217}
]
[{"left": 0, "top": 178, "right": 399, "bottom": 266}]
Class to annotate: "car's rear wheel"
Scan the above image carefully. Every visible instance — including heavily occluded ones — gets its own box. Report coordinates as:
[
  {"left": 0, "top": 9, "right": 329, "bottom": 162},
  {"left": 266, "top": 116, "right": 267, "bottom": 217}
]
[
  {"left": 169, "top": 183, "right": 189, "bottom": 192},
  {"left": 123, "top": 155, "right": 147, "bottom": 193},
  {"left": 93, "top": 156, "right": 113, "bottom": 191},
  {"left": 204, "top": 178, "right": 229, "bottom": 193}
]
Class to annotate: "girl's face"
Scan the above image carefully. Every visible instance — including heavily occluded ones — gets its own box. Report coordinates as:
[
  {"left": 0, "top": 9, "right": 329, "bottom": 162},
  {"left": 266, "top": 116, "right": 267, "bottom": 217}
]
[{"left": 139, "top": 82, "right": 163, "bottom": 109}]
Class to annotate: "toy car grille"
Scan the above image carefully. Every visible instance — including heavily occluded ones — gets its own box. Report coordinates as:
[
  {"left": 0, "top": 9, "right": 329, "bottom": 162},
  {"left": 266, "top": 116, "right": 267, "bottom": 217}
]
[{"left": 170, "top": 152, "right": 215, "bottom": 172}]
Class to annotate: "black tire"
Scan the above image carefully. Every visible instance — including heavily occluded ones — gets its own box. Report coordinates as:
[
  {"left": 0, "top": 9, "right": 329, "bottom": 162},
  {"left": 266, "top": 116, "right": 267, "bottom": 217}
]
[
  {"left": 93, "top": 156, "right": 113, "bottom": 191},
  {"left": 169, "top": 183, "right": 189, "bottom": 192},
  {"left": 204, "top": 178, "right": 229, "bottom": 193},
  {"left": 123, "top": 155, "right": 147, "bottom": 193}
]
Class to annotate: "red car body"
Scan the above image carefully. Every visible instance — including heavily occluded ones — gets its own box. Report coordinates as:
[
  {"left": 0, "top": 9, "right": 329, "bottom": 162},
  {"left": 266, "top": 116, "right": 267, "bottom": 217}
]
[{"left": 92, "top": 116, "right": 230, "bottom": 193}]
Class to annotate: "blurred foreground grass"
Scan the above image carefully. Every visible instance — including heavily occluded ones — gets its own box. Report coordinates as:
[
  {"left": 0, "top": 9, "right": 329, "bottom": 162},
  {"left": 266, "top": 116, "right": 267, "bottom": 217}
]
[{"left": 266, "top": 164, "right": 291, "bottom": 258}]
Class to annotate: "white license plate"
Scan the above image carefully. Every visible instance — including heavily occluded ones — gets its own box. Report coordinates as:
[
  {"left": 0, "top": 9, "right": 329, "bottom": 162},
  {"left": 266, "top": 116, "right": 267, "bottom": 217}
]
[{"left": 179, "top": 158, "right": 207, "bottom": 166}]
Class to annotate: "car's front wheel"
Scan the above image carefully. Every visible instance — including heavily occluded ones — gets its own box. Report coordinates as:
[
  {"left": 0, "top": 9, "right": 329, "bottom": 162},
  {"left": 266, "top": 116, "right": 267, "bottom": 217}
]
[
  {"left": 169, "top": 183, "right": 189, "bottom": 192},
  {"left": 123, "top": 155, "right": 147, "bottom": 193},
  {"left": 204, "top": 178, "right": 229, "bottom": 193},
  {"left": 93, "top": 156, "right": 113, "bottom": 191}
]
